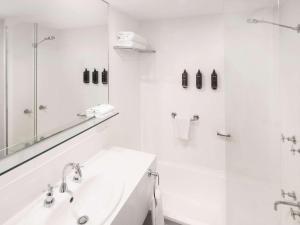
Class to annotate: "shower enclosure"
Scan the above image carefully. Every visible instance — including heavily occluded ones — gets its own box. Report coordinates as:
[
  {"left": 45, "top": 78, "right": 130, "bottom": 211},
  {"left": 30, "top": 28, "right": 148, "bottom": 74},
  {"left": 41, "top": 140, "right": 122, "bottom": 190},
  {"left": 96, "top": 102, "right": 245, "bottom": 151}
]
[
  {"left": 225, "top": 0, "right": 300, "bottom": 224},
  {"left": 2, "top": 22, "right": 58, "bottom": 155}
]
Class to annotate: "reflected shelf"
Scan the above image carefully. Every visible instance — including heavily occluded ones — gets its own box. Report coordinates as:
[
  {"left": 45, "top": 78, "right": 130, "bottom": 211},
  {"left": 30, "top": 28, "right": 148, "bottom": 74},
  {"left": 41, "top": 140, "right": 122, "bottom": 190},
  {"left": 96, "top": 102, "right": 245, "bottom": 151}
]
[{"left": 113, "top": 45, "right": 156, "bottom": 53}]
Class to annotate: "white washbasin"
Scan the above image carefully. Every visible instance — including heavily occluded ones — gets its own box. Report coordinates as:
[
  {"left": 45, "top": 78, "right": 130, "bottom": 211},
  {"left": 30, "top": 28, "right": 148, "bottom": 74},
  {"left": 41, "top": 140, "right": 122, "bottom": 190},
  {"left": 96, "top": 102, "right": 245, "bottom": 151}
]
[{"left": 5, "top": 174, "right": 124, "bottom": 225}]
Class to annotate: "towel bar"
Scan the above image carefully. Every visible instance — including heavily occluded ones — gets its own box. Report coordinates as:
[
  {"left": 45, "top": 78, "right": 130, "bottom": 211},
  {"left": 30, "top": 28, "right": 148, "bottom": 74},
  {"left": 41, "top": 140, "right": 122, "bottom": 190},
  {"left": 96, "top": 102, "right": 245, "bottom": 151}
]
[
  {"left": 217, "top": 132, "right": 231, "bottom": 138},
  {"left": 171, "top": 112, "right": 199, "bottom": 122}
]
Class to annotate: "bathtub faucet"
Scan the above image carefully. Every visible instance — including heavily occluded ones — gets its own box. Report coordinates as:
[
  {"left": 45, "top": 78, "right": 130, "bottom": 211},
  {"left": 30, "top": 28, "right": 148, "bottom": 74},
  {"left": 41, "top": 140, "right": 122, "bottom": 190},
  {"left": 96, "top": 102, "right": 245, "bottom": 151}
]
[{"left": 274, "top": 200, "right": 300, "bottom": 211}]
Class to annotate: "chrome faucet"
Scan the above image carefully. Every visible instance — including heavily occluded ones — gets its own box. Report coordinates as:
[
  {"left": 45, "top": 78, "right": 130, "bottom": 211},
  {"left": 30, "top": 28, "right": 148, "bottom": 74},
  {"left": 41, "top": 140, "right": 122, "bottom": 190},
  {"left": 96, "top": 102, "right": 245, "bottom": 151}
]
[
  {"left": 59, "top": 163, "right": 82, "bottom": 194},
  {"left": 274, "top": 200, "right": 300, "bottom": 211}
]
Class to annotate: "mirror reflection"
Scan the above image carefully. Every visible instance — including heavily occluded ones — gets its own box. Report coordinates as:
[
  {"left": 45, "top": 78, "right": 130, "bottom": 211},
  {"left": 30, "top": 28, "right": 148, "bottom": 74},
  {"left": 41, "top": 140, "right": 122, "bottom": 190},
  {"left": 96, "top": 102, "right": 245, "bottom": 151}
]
[{"left": 0, "top": 0, "right": 109, "bottom": 158}]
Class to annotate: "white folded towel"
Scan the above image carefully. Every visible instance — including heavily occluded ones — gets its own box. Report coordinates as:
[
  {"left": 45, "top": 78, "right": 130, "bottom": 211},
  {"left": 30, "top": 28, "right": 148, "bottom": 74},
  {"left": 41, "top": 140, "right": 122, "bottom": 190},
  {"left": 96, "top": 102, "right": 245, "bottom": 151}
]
[
  {"left": 151, "top": 182, "right": 165, "bottom": 225},
  {"left": 117, "top": 31, "right": 148, "bottom": 46},
  {"left": 94, "top": 104, "right": 115, "bottom": 118},
  {"left": 115, "top": 40, "right": 147, "bottom": 50},
  {"left": 86, "top": 108, "right": 95, "bottom": 118},
  {"left": 85, "top": 104, "right": 115, "bottom": 118},
  {"left": 173, "top": 117, "right": 191, "bottom": 141}
]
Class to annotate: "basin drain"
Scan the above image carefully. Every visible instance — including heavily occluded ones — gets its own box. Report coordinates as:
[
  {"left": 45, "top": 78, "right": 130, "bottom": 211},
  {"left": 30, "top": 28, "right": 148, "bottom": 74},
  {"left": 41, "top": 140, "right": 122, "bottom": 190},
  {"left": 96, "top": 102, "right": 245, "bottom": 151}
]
[{"left": 77, "top": 215, "right": 89, "bottom": 225}]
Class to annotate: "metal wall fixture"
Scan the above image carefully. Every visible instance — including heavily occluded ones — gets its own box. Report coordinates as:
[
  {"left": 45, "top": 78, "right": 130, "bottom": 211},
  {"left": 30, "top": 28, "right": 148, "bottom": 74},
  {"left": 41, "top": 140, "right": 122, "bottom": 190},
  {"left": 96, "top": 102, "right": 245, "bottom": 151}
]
[
  {"left": 290, "top": 146, "right": 300, "bottom": 155},
  {"left": 171, "top": 112, "right": 199, "bottom": 122},
  {"left": 24, "top": 109, "right": 33, "bottom": 114},
  {"left": 217, "top": 131, "right": 231, "bottom": 138},
  {"left": 291, "top": 208, "right": 300, "bottom": 220},
  {"left": 247, "top": 18, "right": 300, "bottom": 34},
  {"left": 274, "top": 200, "right": 300, "bottom": 211},
  {"left": 39, "top": 105, "right": 47, "bottom": 110},
  {"left": 281, "top": 134, "right": 297, "bottom": 144},
  {"left": 282, "top": 189, "right": 297, "bottom": 201},
  {"left": 147, "top": 169, "right": 160, "bottom": 185}
]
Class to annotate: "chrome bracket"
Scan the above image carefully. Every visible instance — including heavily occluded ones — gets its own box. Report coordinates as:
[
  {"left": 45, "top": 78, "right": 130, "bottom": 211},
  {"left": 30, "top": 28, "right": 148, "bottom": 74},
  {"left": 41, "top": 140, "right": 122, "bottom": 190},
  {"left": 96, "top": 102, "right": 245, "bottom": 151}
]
[
  {"left": 281, "top": 134, "right": 297, "bottom": 145},
  {"left": 282, "top": 189, "right": 297, "bottom": 201},
  {"left": 171, "top": 112, "right": 199, "bottom": 122},
  {"left": 291, "top": 208, "right": 300, "bottom": 220},
  {"left": 147, "top": 169, "right": 160, "bottom": 185}
]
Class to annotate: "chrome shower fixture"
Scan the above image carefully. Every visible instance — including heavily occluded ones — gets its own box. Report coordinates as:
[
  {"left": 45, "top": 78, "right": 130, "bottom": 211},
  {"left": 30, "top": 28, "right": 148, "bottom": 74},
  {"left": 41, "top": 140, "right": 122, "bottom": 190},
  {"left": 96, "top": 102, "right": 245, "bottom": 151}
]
[
  {"left": 33, "top": 35, "right": 56, "bottom": 48},
  {"left": 247, "top": 18, "right": 300, "bottom": 33},
  {"left": 247, "top": 18, "right": 259, "bottom": 24}
]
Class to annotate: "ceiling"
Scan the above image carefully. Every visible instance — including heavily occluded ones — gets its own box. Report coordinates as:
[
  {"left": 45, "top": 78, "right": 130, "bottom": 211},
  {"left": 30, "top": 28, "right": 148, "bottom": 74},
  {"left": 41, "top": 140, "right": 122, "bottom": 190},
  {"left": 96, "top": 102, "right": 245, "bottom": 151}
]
[
  {"left": 107, "top": 0, "right": 278, "bottom": 21},
  {"left": 0, "top": 0, "right": 108, "bottom": 29}
]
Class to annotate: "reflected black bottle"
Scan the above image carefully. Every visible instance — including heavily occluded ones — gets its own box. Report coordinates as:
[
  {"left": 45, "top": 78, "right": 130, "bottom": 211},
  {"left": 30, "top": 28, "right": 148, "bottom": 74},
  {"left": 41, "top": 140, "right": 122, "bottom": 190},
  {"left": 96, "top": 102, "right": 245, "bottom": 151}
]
[
  {"left": 102, "top": 69, "right": 108, "bottom": 84},
  {"left": 182, "top": 69, "right": 188, "bottom": 88},
  {"left": 211, "top": 69, "right": 218, "bottom": 90},
  {"left": 196, "top": 70, "right": 202, "bottom": 89},
  {"left": 83, "top": 68, "right": 90, "bottom": 84},
  {"left": 92, "top": 69, "right": 99, "bottom": 84}
]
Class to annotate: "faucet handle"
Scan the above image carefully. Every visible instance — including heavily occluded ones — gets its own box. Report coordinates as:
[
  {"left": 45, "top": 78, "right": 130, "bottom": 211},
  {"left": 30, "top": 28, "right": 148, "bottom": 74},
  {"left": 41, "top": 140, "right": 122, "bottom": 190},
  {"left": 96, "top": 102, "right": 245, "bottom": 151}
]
[
  {"left": 44, "top": 184, "right": 56, "bottom": 208},
  {"left": 72, "top": 164, "right": 83, "bottom": 183},
  {"left": 282, "top": 189, "right": 297, "bottom": 201},
  {"left": 290, "top": 208, "right": 300, "bottom": 220}
]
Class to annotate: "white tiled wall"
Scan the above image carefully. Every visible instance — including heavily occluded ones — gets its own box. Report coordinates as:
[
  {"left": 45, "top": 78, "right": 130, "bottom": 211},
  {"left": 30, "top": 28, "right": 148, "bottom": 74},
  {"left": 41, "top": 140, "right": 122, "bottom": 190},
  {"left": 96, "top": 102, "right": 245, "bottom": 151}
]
[{"left": 139, "top": 15, "right": 226, "bottom": 171}]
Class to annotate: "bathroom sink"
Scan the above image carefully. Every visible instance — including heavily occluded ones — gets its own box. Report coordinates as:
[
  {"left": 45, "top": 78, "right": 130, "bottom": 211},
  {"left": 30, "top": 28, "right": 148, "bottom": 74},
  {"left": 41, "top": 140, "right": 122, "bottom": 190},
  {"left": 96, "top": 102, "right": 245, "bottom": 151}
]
[{"left": 5, "top": 174, "right": 124, "bottom": 225}]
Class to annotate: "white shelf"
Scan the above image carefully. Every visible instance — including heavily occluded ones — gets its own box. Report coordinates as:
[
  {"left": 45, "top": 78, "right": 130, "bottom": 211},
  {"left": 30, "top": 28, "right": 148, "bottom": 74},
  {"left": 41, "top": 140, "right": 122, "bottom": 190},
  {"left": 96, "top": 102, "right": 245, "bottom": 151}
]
[{"left": 113, "top": 46, "right": 156, "bottom": 53}]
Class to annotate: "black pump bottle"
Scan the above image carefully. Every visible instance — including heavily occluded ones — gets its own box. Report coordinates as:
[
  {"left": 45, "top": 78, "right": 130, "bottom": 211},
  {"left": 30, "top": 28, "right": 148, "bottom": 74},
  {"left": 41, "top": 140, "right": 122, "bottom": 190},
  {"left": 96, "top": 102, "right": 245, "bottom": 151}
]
[
  {"left": 211, "top": 69, "right": 218, "bottom": 90},
  {"left": 196, "top": 70, "right": 202, "bottom": 89},
  {"left": 83, "top": 68, "right": 90, "bottom": 83},
  {"left": 182, "top": 69, "right": 188, "bottom": 88}
]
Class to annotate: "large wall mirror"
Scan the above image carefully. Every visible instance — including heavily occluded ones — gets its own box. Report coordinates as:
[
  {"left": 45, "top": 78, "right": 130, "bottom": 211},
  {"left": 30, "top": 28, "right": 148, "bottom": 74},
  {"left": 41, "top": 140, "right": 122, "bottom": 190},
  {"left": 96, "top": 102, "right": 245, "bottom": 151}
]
[{"left": 0, "top": 0, "right": 110, "bottom": 174}]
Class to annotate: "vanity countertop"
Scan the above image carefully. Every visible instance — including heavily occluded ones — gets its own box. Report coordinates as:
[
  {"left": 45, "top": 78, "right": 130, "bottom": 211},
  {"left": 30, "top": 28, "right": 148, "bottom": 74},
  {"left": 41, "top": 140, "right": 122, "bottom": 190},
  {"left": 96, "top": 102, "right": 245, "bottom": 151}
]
[{"left": 3, "top": 147, "right": 156, "bottom": 225}]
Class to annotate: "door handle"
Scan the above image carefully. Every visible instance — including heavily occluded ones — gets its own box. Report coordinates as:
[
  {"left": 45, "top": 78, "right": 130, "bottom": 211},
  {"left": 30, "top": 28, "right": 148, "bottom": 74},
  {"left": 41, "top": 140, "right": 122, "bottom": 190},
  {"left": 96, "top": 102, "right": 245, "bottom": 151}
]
[
  {"left": 39, "top": 105, "right": 47, "bottom": 110},
  {"left": 24, "top": 109, "right": 32, "bottom": 114}
]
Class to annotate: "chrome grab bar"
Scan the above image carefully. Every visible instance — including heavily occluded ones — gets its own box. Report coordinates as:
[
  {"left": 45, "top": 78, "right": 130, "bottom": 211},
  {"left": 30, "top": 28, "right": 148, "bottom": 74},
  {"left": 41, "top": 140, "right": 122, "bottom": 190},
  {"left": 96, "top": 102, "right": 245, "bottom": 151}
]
[{"left": 217, "top": 132, "right": 231, "bottom": 138}]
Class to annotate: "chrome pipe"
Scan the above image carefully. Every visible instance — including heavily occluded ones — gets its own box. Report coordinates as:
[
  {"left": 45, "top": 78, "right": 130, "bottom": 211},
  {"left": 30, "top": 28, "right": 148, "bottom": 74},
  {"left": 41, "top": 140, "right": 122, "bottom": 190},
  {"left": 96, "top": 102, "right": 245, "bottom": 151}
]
[{"left": 247, "top": 18, "right": 300, "bottom": 33}]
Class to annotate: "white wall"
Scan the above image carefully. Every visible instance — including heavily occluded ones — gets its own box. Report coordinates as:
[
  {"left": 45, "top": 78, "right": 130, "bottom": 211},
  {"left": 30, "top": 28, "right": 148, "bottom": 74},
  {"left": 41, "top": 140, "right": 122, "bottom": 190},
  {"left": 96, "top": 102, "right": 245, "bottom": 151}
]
[
  {"left": 37, "top": 25, "right": 109, "bottom": 135},
  {"left": 139, "top": 15, "right": 225, "bottom": 171},
  {"left": 109, "top": 8, "right": 141, "bottom": 150}
]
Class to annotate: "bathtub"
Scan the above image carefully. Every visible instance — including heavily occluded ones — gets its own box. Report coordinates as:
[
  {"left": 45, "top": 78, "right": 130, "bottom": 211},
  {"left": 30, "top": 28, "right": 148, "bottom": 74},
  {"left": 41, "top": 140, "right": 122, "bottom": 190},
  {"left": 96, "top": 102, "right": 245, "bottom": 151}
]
[{"left": 157, "top": 161, "right": 225, "bottom": 225}]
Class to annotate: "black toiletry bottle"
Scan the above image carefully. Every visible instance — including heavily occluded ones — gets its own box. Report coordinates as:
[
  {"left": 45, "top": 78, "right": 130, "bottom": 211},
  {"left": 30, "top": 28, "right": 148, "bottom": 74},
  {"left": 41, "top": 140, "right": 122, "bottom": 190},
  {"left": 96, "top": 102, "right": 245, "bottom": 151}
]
[
  {"left": 92, "top": 69, "right": 99, "bottom": 84},
  {"left": 211, "top": 69, "right": 218, "bottom": 90},
  {"left": 196, "top": 70, "right": 202, "bottom": 89},
  {"left": 182, "top": 69, "right": 188, "bottom": 88},
  {"left": 83, "top": 68, "right": 90, "bottom": 83},
  {"left": 102, "top": 69, "right": 108, "bottom": 84}
]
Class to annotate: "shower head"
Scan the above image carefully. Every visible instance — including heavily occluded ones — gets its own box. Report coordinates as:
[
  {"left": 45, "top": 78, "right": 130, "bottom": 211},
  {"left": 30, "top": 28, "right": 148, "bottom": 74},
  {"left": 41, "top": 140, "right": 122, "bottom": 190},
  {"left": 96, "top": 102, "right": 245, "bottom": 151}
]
[{"left": 34, "top": 35, "right": 56, "bottom": 47}]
